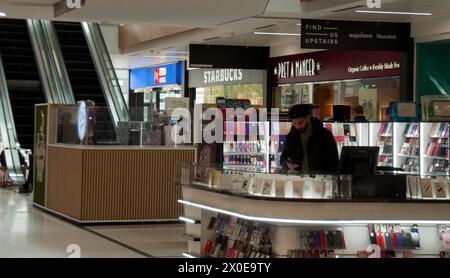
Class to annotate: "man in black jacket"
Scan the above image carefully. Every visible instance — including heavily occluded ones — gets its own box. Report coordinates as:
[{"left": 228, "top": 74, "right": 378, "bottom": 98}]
[{"left": 280, "top": 104, "right": 339, "bottom": 173}]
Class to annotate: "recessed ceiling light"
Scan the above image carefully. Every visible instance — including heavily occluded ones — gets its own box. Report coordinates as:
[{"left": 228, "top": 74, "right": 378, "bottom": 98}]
[
  {"left": 355, "top": 10, "right": 432, "bottom": 16},
  {"left": 0, "top": 12, "right": 6, "bottom": 17},
  {"left": 254, "top": 31, "right": 301, "bottom": 36}
]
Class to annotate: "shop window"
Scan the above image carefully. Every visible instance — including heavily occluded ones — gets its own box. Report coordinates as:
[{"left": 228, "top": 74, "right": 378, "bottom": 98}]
[
  {"left": 272, "top": 77, "right": 400, "bottom": 121},
  {"left": 196, "top": 84, "right": 263, "bottom": 106}
]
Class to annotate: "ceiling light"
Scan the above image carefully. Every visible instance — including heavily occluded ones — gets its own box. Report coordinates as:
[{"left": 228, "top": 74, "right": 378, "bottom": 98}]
[
  {"left": 355, "top": 10, "right": 432, "bottom": 16},
  {"left": 0, "top": 12, "right": 6, "bottom": 17},
  {"left": 254, "top": 32, "right": 301, "bottom": 36}
]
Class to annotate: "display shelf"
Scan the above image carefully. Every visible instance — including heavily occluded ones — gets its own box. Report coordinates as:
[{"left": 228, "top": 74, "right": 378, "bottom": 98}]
[
  {"left": 224, "top": 152, "right": 266, "bottom": 156},
  {"left": 420, "top": 122, "right": 449, "bottom": 176},
  {"left": 398, "top": 154, "right": 419, "bottom": 158},
  {"left": 394, "top": 122, "right": 420, "bottom": 174},
  {"left": 371, "top": 123, "right": 394, "bottom": 168},
  {"left": 180, "top": 181, "right": 450, "bottom": 259},
  {"left": 423, "top": 155, "right": 449, "bottom": 160},
  {"left": 223, "top": 121, "right": 270, "bottom": 173}
]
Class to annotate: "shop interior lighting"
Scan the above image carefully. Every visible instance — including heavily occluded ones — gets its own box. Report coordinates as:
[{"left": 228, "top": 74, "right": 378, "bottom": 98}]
[
  {"left": 179, "top": 216, "right": 200, "bottom": 224},
  {"left": 0, "top": 12, "right": 6, "bottom": 17},
  {"left": 182, "top": 253, "right": 197, "bottom": 258},
  {"left": 178, "top": 199, "right": 450, "bottom": 225},
  {"left": 254, "top": 32, "right": 301, "bottom": 36},
  {"left": 355, "top": 10, "right": 432, "bottom": 16}
]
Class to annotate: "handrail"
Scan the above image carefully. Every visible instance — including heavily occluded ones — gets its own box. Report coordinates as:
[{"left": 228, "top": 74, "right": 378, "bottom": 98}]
[
  {"left": 27, "top": 19, "right": 75, "bottom": 104},
  {"left": 81, "top": 22, "right": 129, "bottom": 127},
  {"left": 0, "top": 54, "right": 26, "bottom": 186}
]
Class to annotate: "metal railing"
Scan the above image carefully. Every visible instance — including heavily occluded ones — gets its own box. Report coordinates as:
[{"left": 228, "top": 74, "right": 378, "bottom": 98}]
[
  {"left": 27, "top": 19, "right": 75, "bottom": 104},
  {"left": 0, "top": 54, "right": 26, "bottom": 187},
  {"left": 81, "top": 22, "right": 129, "bottom": 127}
]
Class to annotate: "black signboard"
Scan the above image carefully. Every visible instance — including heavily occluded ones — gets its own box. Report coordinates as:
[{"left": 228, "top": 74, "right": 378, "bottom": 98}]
[{"left": 301, "top": 19, "right": 411, "bottom": 52}]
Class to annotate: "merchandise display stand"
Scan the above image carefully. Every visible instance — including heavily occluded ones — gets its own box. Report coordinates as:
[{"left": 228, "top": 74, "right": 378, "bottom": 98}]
[
  {"left": 370, "top": 122, "right": 394, "bottom": 168},
  {"left": 177, "top": 165, "right": 450, "bottom": 259},
  {"left": 394, "top": 122, "right": 420, "bottom": 174},
  {"left": 420, "top": 122, "right": 449, "bottom": 176}
]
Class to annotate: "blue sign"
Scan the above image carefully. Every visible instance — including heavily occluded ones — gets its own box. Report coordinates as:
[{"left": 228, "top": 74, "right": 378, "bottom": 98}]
[{"left": 130, "top": 62, "right": 183, "bottom": 89}]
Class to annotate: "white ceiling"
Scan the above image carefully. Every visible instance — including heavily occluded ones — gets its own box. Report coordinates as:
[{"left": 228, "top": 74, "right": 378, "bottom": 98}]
[{"left": 2, "top": 0, "right": 450, "bottom": 69}]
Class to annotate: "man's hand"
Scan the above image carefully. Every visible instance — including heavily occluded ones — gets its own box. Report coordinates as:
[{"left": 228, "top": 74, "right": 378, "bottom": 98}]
[{"left": 287, "top": 162, "right": 299, "bottom": 170}]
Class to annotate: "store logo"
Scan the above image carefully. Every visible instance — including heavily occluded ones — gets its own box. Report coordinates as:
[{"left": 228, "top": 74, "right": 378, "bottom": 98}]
[
  {"left": 66, "top": 0, "right": 82, "bottom": 9},
  {"left": 203, "top": 69, "right": 243, "bottom": 85},
  {"left": 367, "top": 0, "right": 381, "bottom": 9},
  {"left": 274, "top": 59, "right": 319, "bottom": 79},
  {"left": 154, "top": 67, "right": 167, "bottom": 84}
]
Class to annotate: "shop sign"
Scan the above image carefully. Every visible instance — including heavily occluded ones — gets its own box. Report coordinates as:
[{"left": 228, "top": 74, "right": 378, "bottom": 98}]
[
  {"left": 189, "top": 68, "right": 264, "bottom": 88},
  {"left": 203, "top": 69, "right": 243, "bottom": 85},
  {"left": 274, "top": 58, "right": 319, "bottom": 80},
  {"left": 301, "top": 19, "right": 410, "bottom": 52},
  {"left": 130, "top": 62, "right": 183, "bottom": 89},
  {"left": 271, "top": 50, "right": 401, "bottom": 85}
]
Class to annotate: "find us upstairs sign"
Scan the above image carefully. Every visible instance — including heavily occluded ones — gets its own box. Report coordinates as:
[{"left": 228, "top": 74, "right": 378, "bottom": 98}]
[{"left": 300, "top": 19, "right": 411, "bottom": 52}]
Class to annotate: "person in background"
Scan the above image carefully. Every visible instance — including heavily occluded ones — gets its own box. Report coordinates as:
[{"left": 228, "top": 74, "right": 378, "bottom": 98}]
[
  {"left": 352, "top": 105, "right": 368, "bottom": 122},
  {"left": 280, "top": 104, "right": 339, "bottom": 173}
]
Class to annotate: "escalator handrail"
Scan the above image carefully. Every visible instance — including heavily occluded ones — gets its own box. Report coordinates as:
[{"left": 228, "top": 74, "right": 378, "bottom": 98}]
[
  {"left": 81, "top": 22, "right": 129, "bottom": 128},
  {"left": 0, "top": 53, "right": 26, "bottom": 186},
  {"left": 27, "top": 19, "right": 75, "bottom": 104}
]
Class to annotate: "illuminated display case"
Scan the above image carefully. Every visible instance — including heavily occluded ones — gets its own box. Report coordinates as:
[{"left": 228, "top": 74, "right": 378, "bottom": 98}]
[
  {"left": 222, "top": 121, "right": 449, "bottom": 175},
  {"left": 223, "top": 121, "right": 270, "bottom": 173},
  {"left": 177, "top": 164, "right": 450, "bottom": 259},
  {"left": 420, "top": 122, "right": 449, "bottom": 176},
  {"left": 369, "top": 122, "right": 394, "bottom": 168}
]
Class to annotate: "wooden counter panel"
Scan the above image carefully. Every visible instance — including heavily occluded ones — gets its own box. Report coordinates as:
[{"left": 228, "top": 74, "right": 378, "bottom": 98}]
[
  {"left": 47, "top": 147, "right": 83, "bottom": 219},
  {"left": 80, "top": 149, "right": 196, "bottom": 221}
]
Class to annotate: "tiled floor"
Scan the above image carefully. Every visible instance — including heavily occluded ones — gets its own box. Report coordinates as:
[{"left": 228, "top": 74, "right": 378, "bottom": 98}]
[
  {"left": 0, "top": 188, "right": 186, "bottom": 258},
  {"left": 87, "top": 224, "right": 188, "bottom": 257}
]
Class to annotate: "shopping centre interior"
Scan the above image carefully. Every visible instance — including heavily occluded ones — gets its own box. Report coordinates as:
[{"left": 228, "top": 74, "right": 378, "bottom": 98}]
[{"left": 0, "top": 0, "right": 450, "bottom": 259}]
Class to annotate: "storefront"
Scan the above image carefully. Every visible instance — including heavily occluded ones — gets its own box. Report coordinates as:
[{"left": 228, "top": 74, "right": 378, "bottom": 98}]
[
  {"left": 130, "top": 61, "right": 185, "bottom": 121},
  {"left": 270, "top": 50, "right": 403, "bottom": 121},
  {"left": 188, "top": 68, "right": 267, "bottom": 108}
]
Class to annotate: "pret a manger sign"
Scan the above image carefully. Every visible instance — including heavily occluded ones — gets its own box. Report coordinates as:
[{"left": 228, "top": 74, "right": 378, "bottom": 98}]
[{"left": 274, "top": 59, "right": 319, "bottom": 79}]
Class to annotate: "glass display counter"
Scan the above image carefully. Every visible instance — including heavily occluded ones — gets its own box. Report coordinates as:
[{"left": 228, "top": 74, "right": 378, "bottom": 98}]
[{"left": 176, "top": 164, "right": 450, "bottom": 259}]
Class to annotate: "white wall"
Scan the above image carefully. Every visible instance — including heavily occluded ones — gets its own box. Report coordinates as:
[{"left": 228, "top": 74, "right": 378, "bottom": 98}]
[
  {"left": 412, "top": 15, "right": 450, "bottom": 43},
  {"left": 100, "top": 25, "right": 121, "bottom": 55}
]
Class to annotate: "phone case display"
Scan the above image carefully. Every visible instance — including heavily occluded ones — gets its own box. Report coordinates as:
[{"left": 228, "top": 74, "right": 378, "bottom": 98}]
[
  {"left": 421, "top": 122, "right": 449, "bottom": 175},
  {"left": 289, "top": 229, "right": 345, "bottom": 258},
  {"left": 269, "top": 121, "right": 291, "bottom": 173},
  {"left": 394, "top": 123, "right": 420, "bottom": 173},
  {"left": 324, "top": 123, "right": 359, "bottom": 155},
  {"left": 368, "top": 224, "right": 420, "bottom": 251},
  {"left": 223, "top": 121, "right": 269, "bottom": 173},
  {"left": 204, "top": 214, "right": 273, "bottom": 258},
  {"left": 297, "top": 229, "right": 346, "bottom": 249},
  {"left": 370, "top": 123, "right": 393, "bottom": 167}
]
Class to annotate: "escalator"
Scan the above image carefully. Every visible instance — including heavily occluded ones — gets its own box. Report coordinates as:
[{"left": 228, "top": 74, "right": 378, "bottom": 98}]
[
  {"left": 0, "top": 19, "right": 46, "bottom": 150},
  {"left": 53, "top": 21, "right": 116, "bottom": 142}
]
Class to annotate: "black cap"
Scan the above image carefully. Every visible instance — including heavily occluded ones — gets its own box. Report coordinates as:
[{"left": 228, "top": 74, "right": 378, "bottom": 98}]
[{"left": 289, "top": 104, "right": 312, "bottom": 119}]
